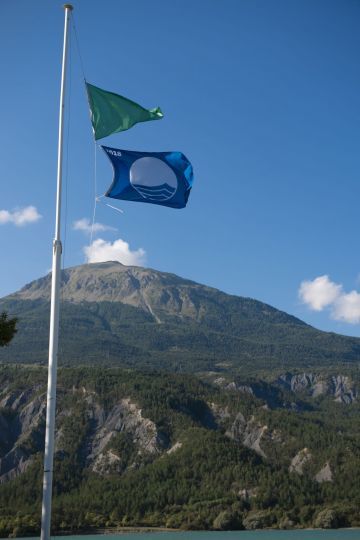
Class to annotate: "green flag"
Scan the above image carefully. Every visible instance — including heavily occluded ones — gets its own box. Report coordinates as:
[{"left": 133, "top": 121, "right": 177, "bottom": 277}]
[{"left": 86, "top": 82, "right": 164, "bottom": 140}]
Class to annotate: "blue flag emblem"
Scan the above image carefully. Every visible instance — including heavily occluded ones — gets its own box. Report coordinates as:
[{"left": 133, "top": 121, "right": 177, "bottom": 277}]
[{"left": 102, "top": 146, "right": 194, "bottom": 209}]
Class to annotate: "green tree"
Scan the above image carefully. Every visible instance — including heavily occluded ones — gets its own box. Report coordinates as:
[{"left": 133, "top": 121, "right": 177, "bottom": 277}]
[
  {"left": 213, "top": 510, "right": 243, "bottom": 530},
  {"left": 0, "top": 312, "right": 17, "bottom": 346}
]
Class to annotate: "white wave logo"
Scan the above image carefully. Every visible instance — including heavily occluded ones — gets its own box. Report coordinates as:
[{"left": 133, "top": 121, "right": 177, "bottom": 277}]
[{"left": 129, "top": 157, "right": 178, "bottom": 202}]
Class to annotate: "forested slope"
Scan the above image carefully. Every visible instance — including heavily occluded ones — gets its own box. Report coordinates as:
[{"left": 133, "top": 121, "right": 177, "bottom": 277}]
[{"left": 0, "top": 366, "right": 359, "bottom": 535}]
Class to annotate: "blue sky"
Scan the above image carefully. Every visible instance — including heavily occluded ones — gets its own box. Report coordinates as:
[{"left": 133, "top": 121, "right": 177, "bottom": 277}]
[{"left": 1, "top": 0, "right": 360, "bottom": 336}]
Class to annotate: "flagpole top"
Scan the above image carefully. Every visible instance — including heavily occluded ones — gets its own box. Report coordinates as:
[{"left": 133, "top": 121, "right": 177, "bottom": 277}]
[{"left": 63, "top": 4, "right": 73, "bottom": 10}]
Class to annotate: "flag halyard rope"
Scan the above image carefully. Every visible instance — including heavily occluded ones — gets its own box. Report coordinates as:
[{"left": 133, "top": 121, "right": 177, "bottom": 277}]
[
  {"left": 90, "top": 141, "right": 98, "bottom": 246},
  {"left": 72, "top": 13, "right": 86, "bottom": 82},
  {"left": 71, "top": 16, "right": 125, "bottom": 249}
]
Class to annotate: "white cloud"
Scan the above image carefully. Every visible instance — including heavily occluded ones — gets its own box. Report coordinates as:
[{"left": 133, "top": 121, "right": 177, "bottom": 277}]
[
  {"left": 299, "top": 275, "right": 342, "bottom": 311},
  {"left": 0, "top": 206, "right": 42, "bottom": 226},
  {"left": 73, "top": 218, "right": 116, "bottom": 234},
  {"left": 299, "top": 274, "right": 360, "bottom": 324},
  {"left": 332, "top": 291, "right": 360, "bottom": 324},
  {"left": 84, "top": 238, "right": 146, "bottom": 266}
]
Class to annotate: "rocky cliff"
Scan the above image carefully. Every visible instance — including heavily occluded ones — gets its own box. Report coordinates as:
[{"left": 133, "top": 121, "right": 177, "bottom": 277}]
[
  {"left": 0, "top": 366, "right": 359, "bottom": 533},
  {"left": 0, "top": 366, "right": 358, "bottom": 485}
]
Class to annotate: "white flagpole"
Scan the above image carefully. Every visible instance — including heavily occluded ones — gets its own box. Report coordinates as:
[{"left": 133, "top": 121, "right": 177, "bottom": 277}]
[{"left": 40, "top": 5, "right": 73, "bottom": 540}]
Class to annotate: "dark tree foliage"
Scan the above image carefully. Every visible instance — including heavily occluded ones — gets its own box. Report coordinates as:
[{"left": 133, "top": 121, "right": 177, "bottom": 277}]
[
  {"left": 0, "top": 311, "right": 17, "bottom": 346},
  {"left": 1, "top": 292, "right": 360, "bottom": 372},
  {"left": 0, "top": 365, "right": 359, "bottom": 537}
]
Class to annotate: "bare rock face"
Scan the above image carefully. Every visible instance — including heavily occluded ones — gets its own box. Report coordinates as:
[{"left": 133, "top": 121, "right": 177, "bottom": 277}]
[
  {"left": 92, "top": 449, "right": 122, "bottom": 475},
  {"left": 226, "top": 413, "right": 269, "bottom": 458},
  {"left": 210, "top": 403, "right": 283, "bottom": 459},
  {"left": 209, "top": 403, "right": 231, "bottom": 422},
  {"left": 225, "top": 382, "right": 255, "bottom": 396},
  {"left": 332, "top": 375, "right": 357, "bottom": 404},
  {"left": 0, "top": 380, "right": 171, "bottom": 483},
  {"left": 18, "top": 395, "right": 46, "bottom": 436},
  {"left": 277, "top": 372, "right": 357, "bottom": 404},
  {"left": 166, "top": 441, "right": 183, "bottom": 455},
  {"left": 86, "top": 397, "right": 168, "bottom": 474},
  {"left": 11, "top": 262, "right": 212, "bottom": 324},
  {"left": 0, "top": 388, "right": 36, "bottom": 411},
  {"left": 0, "top": 390, "right": 46, "bottom": 483},
  {"left": 279, "top": 373, "right": 318, "bottom": 393},
  {"left": 289, "top": 448, "right": 312, "bottom": 474},
  {"left": 0, "top": 446, "right": 33, "bottom": 483},
  {"left": 315, "top": 462, "right": 333, "bottom": 483},
  {"left": 212, "top": 377, "right": 299, "bottom": 411}
]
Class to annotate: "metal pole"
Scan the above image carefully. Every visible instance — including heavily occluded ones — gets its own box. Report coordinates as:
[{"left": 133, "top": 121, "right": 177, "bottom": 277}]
[{"left": 40, "top": 5, "right": 73, "bottom": 540}]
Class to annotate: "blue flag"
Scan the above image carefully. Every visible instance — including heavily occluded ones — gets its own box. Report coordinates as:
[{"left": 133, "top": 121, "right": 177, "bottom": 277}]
[{"left": 102, "top": 146, "right": 194, "bottom": 209}]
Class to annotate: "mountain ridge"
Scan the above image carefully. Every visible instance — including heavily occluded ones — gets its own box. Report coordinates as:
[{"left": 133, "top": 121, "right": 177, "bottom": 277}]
[
  {"left": 1, "top": 261, "right": 360, "bottom": 373},
  {"left": 8, "top": 261, "right": 306, "bottom": 327},
  {"left": 0, "top": 265, "right": 359, "bottom": 534}
]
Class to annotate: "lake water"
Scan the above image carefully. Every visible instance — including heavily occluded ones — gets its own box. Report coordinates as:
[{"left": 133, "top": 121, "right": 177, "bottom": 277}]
[{"left": 18, "top": 530, "right": 360, "bottom": 540}]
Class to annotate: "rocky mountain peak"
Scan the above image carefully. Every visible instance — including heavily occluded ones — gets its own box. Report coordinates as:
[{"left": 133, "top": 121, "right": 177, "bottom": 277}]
[
  {"left": 9, "top": 262, "right": 210, "bottom": 323},
  {"left": 6, "top": 262, "right": 302, "bottom": 328},
  {"left": 2, "top": 263, "right": 360, "bottom": 372}
]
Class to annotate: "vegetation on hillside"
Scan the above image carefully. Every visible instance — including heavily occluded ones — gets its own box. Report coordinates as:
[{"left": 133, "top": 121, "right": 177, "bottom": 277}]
[
  {"left": 1, "top": 296, "right": 360, "bottom": 374},
  {"left": 0, "top": 311, "right": 17, "bottom": 347},
  {"left": 0, "top": 365, "right": 359, "bottom": 536}
]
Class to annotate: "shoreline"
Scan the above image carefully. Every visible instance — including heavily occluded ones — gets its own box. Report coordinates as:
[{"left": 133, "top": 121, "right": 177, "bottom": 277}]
[
  {"left": 8, "top": 526, "right": 360, "bottom": 538},
  {"left": 51, "top": 526, "right": 360, "bottom": 536},
  {"left": 52, "top": 527, "right": 180, "bottom": 536}
]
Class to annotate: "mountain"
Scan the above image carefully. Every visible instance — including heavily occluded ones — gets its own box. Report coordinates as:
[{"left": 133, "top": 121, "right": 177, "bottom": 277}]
[
  {"left": 1, "top": 261, "right": 360, "bottom": 373},
  {"left": 0, "top": 365, "right": 359, "bottom": 535},
  {"left": 1, "top": 265, "right": 359, "bottom": 534}
]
